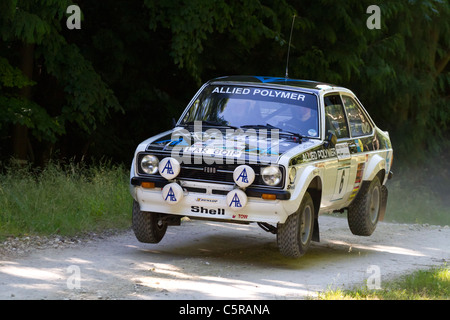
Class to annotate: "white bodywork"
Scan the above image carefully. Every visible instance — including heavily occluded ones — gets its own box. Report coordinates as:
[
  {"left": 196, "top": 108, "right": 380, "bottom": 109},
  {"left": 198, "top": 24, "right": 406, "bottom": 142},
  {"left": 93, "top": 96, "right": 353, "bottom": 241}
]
[{"left": 130, "top": 81, "right": 393, "bottom": 225}]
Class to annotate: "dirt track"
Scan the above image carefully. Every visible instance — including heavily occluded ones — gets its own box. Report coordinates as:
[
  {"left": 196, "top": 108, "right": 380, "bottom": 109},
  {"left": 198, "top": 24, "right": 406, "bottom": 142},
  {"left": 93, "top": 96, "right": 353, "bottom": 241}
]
[{"left": 0, "top": 215, "right": 448, "bottom": 300}]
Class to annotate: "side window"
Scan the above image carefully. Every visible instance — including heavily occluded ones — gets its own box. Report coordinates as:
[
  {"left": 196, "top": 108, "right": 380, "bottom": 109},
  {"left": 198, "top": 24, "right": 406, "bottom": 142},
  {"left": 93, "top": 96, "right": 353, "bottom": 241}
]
[
  {"left": 324, "top": 94, "right": 349, "bottom": 139},
  {"left": 342, "top": 95, "right": 372, "bottom": 137}
]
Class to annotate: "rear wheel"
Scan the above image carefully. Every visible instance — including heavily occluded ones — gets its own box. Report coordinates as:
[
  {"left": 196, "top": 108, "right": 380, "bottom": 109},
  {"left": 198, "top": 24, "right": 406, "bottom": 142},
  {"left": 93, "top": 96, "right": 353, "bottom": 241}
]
[
  {"left": 347, "top": 176, "right": 381, "bottom": 236},
  {"left": 132, "top": 200, "right": 167, "bottom": 243},
  {"left": 277, "top": 192, "right": 314, "bottom": 258}
]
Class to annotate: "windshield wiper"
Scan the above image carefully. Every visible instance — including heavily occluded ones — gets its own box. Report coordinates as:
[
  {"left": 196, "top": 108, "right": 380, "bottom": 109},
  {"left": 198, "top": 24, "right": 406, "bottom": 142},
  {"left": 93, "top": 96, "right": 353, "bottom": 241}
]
[
  {"left": 181, "top": 121, "right": 238, "bottom": 129},
  {"left": 240, "top": 124, "right": 303, "bottom": 141},
  {"left": 240, "top": 124, "right": 274, "bottom": 129}
]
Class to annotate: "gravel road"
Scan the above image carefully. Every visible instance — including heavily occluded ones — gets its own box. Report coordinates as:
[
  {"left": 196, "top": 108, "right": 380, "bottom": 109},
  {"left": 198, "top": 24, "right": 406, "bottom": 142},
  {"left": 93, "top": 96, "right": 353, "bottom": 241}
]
[{"left": 0, "top": 215, "right": 448, "bottom": 300}]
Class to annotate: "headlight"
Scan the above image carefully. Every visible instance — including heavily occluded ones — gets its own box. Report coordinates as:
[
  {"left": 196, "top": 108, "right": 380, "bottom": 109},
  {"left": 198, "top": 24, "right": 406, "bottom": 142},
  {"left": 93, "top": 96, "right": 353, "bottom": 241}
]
[
  {"left": 141, "top": 155, "right": 159, "bottom": 174},
  {"left": 261, "top": 166, "right": 282, "bottom": 186}
]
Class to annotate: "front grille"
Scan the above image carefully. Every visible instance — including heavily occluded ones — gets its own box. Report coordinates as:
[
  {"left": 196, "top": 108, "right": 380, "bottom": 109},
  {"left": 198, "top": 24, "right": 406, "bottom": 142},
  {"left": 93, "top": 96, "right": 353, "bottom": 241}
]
[{"left": 179, "top": 163, "right": 236, "bottom": 184}]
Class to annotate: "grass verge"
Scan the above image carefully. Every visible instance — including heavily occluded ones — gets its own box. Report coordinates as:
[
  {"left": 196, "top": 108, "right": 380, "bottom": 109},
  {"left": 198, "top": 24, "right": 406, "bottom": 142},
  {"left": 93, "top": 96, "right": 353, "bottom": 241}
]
[
  {"left": 385, "top": 161, "right": 450, "bottom": 226},
  {"left": 0, "top": 161, "right": 131, "bottom": 240},
  {"left": 386, "top": 179, "right": 450, "bottom": 225},
  {"left": 317, "top": 265, "right": 450, "bottom": 300}
]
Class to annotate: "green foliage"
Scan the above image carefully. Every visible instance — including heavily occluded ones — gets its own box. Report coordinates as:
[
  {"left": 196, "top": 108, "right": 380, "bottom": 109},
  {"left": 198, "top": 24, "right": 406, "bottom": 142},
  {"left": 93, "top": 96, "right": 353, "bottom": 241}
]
[
  {"left": 355, "top": 0, "right": 450, "bottom": 162},
  {"left": 0, "top": 0, "right": 71, "bottom": 43},
  {"left": 0, "top": 53, "right": 62, "bottom": 142},
  {"left": 0, "top": 161, "right": 130, "bottom": 238},
  {"left": 144, "top": 0, "right": 291, "bottom": 81},
  {"left": 0, "top": 56, "right": 34, "bottom": 88},
  {"left": 0, "top": 0, "right": 122, "bottom": 161},
  {"left": 38, "top": 31, "right": 122, "bottom": 133},
  {"left": 0, "top": 95, "right": 63, "bottom": 142},
  {"left": 0, "top": 0, "right": 448, "bottom": 167}
]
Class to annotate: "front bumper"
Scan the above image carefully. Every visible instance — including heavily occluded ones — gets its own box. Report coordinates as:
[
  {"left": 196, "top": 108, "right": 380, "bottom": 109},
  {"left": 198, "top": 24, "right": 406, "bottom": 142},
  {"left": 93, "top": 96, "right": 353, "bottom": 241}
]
[
  {"left": 130, "top": 176, "right": 291, "bottom": 224},
  {"left": 130, "top": 176, "right": 290, "bottom": 200}
]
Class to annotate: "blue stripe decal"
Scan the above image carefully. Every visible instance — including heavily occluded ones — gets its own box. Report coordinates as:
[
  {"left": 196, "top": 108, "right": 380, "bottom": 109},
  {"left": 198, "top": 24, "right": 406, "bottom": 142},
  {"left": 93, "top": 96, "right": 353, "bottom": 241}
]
[{"left": 253, "top": 76, "right": 316, "bottom": 84}]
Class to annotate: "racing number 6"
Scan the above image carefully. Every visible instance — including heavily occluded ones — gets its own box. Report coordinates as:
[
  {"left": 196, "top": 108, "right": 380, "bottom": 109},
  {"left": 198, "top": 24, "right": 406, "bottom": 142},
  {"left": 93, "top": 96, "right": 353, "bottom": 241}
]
[{"left": 332, "top": 167, "right": 349, "bottom": 201}]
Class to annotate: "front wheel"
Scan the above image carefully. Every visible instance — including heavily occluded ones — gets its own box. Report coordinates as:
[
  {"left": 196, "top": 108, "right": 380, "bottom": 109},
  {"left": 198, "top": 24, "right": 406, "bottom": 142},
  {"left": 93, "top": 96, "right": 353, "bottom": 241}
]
[
  {"left": 132, "top": 200, "right": 167, "bottom": 243},
  {"left": 347, "top": 176, "right": 381, "bottom": 236},
  {"left": 277, "top": 192, "right": 315, "bottom": 258}
]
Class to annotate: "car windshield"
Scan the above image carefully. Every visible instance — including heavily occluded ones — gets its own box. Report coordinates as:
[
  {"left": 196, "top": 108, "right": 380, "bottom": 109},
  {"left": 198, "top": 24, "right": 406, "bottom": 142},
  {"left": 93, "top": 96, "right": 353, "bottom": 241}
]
[
  {"left": 180, "top": 85, "right": 319, "bottom": 138},
  {"left": 181, "top": 85, "right": 319, "bottom": 138}
]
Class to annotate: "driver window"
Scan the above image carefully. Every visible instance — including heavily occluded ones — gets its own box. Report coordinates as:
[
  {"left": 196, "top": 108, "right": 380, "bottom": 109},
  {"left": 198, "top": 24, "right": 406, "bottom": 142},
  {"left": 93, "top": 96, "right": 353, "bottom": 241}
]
[{"left": 324, "top": 94, "right": 349, "bottom": 139}]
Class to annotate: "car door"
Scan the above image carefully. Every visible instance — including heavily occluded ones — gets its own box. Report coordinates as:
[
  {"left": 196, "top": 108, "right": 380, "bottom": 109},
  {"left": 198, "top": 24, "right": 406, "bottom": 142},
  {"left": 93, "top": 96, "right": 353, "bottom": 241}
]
[
  {"left": 340, "top": 94, "right": 374, "bottom": 203},
  {"left": 321, "top": 94, "right": 353, "bottom": 207}
]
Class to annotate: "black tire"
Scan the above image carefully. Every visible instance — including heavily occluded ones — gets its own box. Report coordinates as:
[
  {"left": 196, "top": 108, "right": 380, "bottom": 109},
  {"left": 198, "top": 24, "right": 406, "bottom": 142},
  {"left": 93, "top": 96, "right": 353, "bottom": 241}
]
[
  {"left": 347, "top": 176, "right": 381, "bottom": 236},
  {"left": 132, "top": 200, "right": 167, "bottom": 243},
  {"left": 277, "top": 192, "right": 314, "bottom": 258}
]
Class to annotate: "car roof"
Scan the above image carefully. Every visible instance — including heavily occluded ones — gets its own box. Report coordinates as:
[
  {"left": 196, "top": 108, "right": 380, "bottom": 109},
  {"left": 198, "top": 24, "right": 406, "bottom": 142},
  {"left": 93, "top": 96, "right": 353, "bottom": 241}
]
[{"left": 208, "top": 75, "right": 348, "bottom": 94}]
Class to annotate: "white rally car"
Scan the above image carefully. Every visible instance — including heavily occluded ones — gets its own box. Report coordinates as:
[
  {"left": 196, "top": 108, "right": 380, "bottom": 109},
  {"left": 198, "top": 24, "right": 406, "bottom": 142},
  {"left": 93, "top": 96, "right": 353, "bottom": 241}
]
[{"left": 130, "top": 76, "right": 393, "bottom": 258}]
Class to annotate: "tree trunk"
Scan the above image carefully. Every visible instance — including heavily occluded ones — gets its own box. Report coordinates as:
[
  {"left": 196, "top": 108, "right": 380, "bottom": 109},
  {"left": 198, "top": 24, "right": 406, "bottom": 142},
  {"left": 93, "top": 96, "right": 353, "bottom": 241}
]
[{"left": 12, "top": 42, "right": 35, "bottom": 163}]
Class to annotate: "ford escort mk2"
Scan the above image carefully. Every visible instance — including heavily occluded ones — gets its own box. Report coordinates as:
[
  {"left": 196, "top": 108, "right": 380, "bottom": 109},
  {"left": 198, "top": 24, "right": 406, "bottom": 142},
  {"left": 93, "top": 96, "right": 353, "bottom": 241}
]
[{"left": 129, "top": 76, "right": 393, "bottom": 258}]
